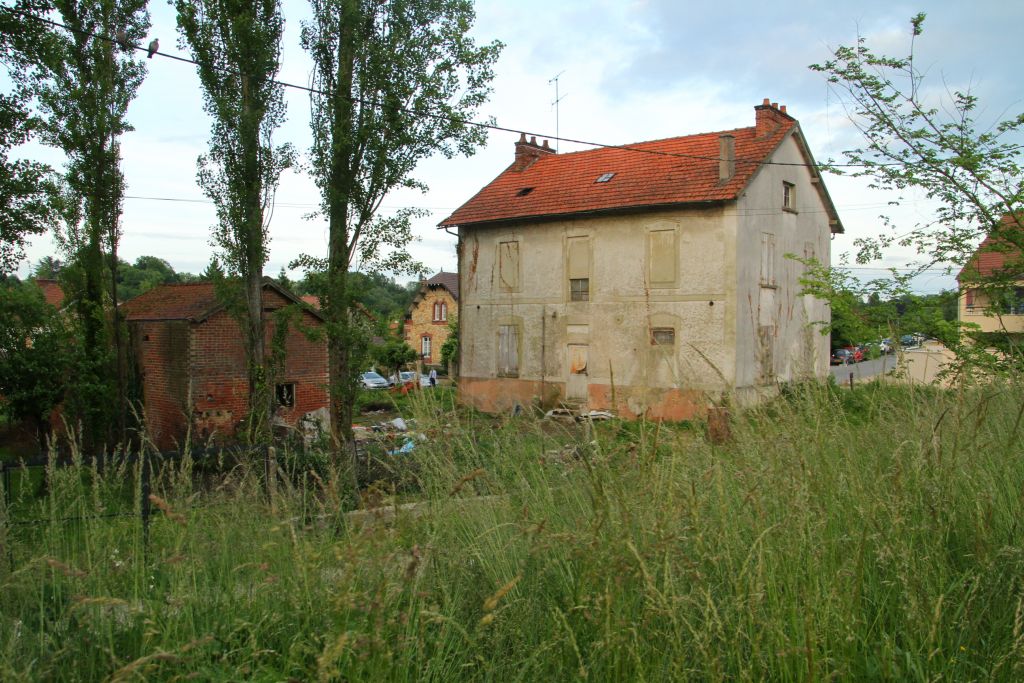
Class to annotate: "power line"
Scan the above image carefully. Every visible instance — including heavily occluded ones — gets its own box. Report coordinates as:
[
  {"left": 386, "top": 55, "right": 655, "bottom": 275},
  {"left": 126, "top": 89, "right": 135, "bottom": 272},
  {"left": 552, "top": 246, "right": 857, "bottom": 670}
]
[{"left": 8, "top": 7, "right": 902, "bottom": 172}]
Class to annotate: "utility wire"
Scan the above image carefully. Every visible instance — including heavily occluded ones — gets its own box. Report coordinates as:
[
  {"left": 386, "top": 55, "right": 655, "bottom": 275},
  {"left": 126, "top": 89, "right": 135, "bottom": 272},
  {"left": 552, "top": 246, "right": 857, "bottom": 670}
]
[{"left": 8, "top": 7, "right": 902, "bottom": 171}]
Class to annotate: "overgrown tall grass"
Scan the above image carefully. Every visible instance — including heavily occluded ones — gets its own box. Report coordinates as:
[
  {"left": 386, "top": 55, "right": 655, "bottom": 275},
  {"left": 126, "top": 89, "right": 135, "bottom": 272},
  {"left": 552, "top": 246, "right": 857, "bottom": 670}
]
[{"left": 2, "top": 380, "right": 1024, "bottom": 680}]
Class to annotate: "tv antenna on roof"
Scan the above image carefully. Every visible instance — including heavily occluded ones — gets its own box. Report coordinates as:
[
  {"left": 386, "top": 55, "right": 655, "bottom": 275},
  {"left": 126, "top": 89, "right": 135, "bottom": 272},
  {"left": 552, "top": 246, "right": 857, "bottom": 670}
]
[{"left": 548, "top": 70, "right": 567, "bottom": 152}]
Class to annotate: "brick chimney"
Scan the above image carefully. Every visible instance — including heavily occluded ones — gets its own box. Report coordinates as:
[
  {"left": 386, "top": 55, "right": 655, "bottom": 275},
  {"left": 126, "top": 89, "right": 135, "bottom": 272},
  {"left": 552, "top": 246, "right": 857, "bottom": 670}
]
[
  {"left": 755, "top": 98, "right": 793, "bottom": 137},
  {"left": 718, "top": 134, "right": 735, "bottom": 182},
  {"left": 513, "top": 133, "right": 555, "bottom": 171}
]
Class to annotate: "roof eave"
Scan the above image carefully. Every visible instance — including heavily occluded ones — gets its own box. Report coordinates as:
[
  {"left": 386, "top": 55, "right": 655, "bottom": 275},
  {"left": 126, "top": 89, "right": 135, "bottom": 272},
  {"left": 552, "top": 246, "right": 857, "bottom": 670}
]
[{"left": 440, "top": 198, "right": 734, "bottom": 230}]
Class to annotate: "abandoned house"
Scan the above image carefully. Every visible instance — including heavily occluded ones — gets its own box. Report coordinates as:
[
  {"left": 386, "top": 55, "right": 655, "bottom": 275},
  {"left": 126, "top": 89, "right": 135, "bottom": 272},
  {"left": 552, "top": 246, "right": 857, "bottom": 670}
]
[
  {"left": 404, "top": 271, "right": 459, "bottom": 367},
  {"left": 121, "top": 279, "right": 328, "bottom": 449},
  {"left": 439, "top": 99, "right": 843, "bottom": 419}
]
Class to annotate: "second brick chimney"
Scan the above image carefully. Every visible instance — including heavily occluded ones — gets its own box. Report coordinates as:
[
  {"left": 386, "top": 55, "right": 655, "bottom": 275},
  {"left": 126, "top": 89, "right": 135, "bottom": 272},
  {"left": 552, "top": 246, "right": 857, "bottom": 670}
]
[
  {"left": 513, "top": 133, "right": 555, "bottom": 171},
  {"left": 755, "top": 98, "right": 793, "bottom": 138}
]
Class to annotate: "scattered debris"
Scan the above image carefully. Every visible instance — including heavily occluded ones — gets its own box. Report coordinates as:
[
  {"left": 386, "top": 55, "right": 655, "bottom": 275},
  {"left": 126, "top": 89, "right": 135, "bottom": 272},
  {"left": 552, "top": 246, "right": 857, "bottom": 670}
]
[
  {"left": 543, "top": 408, "right": 577, "bottom": 422},
  {"left": 543, "top": 408, "right": 616, "bottom": 423}
]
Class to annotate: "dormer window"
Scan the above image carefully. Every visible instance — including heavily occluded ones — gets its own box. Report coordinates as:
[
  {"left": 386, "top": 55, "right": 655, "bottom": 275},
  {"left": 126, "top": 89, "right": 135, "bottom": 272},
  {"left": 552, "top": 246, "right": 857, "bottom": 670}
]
[{"left": 595, "top": 172, "right": 616, "bottom": 183}]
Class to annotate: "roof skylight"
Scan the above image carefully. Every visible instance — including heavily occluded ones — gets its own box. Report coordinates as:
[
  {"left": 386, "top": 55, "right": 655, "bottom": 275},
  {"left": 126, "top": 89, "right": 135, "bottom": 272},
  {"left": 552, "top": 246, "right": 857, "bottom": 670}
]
[
  {"left": 595, "top": 172, "right": 616, "bottom": 183},
  {"left": 516, "top": 187, "right": 534, "bottom": 197}
]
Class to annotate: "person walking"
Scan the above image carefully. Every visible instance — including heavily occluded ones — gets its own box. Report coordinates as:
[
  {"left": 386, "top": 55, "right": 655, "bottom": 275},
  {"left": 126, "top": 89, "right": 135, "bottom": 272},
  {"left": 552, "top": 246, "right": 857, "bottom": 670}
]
[{"left": 428, "top": 368, "right": 437, "bottom": 388}]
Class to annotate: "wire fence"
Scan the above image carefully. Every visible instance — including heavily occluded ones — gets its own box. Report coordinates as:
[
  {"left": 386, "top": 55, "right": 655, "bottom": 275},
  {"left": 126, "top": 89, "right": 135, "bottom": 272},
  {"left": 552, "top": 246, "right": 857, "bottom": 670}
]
[{"left": 0, "top": 446, "right": 280, "bottom": 530}]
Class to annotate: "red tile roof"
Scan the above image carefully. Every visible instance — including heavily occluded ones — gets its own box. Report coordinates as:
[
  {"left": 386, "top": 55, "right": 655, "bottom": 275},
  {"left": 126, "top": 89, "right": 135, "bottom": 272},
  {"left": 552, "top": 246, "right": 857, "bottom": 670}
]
[
  {"left": 957, "top": 222, "right": 1024, "bottom": 283},
  {"left": 121, "top": 282, "right": 221, "bottom": 321},
  {"left": 440, "top": 104, "right": 807, "bottom": 228},
  {"left": 33, "top": 279, "right": 65, "bottom": 308},
  {"left": 121, "top": 279, "right": 321, "bottom": 322}
]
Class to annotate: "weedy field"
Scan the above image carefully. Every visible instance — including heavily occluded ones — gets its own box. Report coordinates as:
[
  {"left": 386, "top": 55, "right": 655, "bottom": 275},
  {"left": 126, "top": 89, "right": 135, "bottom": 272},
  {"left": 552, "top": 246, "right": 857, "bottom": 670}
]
[{"left": 2, "top": 379, "right": 1024, "bottom": 681}]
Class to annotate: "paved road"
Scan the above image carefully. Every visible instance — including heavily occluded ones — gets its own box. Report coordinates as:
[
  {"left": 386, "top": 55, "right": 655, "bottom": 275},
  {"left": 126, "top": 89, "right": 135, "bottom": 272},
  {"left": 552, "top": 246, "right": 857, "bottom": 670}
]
[{"left": 829, "top": 353, "right": 900, "bottom": 384}]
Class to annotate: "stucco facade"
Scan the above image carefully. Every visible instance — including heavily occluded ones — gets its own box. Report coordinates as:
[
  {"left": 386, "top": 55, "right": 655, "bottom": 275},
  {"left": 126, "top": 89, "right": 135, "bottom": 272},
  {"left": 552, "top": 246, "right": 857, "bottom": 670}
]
[
  {"left": 403, "top": 272, "right": 459, "bottom": 366},
  {"left": 443, "top": 101, "right": 839, "bottom": 419}
]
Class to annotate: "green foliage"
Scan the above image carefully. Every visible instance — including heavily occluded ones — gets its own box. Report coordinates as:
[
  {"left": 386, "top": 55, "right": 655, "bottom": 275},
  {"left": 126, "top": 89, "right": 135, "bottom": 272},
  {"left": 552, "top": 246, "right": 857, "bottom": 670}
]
[
  {"left": 810, "top": 15, "right": 1023, "bottom": 367},
  {"left": 372, "top": 338, "right": 416, "bottom": 381},
  {"left": 4, "top": 383, "right": 1024, "bottom": 679},
  {"left": 0, "top": 1, "right": 60, "bottom": 274},
  {"left": 811, "top": 13, "right": 1022, "bottom": 267},
  {"left": 298, "top": 0, "right": 499, "bottom": 443},
  {"left": 440, "top": 315, "right": 458, "bottom": 371},
  {"left": 176, "top": 0, "right": 295, "bottom": 445},
  {"left": 0, "top": 277, "right": 70, "bottom": 438}
]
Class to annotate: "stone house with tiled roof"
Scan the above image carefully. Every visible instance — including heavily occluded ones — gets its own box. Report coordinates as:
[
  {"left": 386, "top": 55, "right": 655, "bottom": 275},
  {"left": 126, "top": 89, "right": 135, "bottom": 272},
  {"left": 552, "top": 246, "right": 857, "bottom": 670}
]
[
  {"left": 957, "top": 215, "right": 1024, "bottom": 334},
  {"left": 440, "top": 99, "right": 843, "bottom": 419},
  {"left": 404, "top": 271, "right": 459, "bottom": 367},
  {"left": 121, "top": 279, "right": 328, "bottom": 449}
]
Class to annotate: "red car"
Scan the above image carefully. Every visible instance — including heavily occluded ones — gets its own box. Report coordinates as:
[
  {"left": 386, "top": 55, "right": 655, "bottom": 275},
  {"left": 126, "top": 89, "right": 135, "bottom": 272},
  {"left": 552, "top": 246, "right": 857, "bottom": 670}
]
[{"left": 842, "top": 345, "right": 865, "bottom": 363}]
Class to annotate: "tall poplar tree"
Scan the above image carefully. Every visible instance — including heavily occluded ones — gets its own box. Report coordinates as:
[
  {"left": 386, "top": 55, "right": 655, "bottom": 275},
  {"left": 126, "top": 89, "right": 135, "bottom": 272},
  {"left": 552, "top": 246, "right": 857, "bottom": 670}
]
[
  {"left": 0, "top": 1, "right": 58, "bottom": 275},
  {"left": 175, "top": 0, "right": 294, "bottom": 443},
  {"left": 301, "top": 0, "right": 500, "bottom": 445},
  {"left": 36, "top": 0, "right": 150, "bottom": 446}
]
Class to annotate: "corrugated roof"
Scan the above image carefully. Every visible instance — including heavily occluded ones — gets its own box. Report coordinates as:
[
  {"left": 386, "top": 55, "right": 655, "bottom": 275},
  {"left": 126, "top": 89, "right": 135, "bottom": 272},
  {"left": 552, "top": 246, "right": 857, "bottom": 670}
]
[{"left": 440, "top": 110, "right": 797, "bottom": 228}]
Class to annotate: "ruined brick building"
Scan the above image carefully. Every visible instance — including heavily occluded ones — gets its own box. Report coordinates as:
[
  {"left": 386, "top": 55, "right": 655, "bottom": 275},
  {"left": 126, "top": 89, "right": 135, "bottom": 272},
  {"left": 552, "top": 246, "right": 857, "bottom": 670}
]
[{"left": 121, "top": 280, "right": 328, "bottom": 449}]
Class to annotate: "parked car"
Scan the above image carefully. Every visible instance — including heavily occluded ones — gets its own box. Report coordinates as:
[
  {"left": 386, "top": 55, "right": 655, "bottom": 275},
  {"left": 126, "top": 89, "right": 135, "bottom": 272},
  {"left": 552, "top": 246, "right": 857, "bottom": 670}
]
[
  {"left": 360, "top": 371, "right": 390, "bottom": 389},
  {"left": 420, "top": 373, "right": 433, "bottom": 388},
  {"left": 880, "top": 338, "right": 894, "bottom": 354},
  {"left": 843, "top": 345, "right": 865, "bottom": 363},
  {"left": 389, "top": 371, "right": 418, "bottom": 387},
  {"left": 831, "top": 349, "right": 854, "bottom": 365},
  {"left": 899, "top": 334, "right": 925, "bottom": 348}
]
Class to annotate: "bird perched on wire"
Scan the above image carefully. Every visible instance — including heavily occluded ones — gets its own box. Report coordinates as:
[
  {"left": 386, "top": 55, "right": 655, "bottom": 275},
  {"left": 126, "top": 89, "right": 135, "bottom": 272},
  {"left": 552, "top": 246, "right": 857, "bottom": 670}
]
[
  {"left": 115, "top": 29, "right": 129, "bottom": 50},
  {"left": 147, "top": 38, "right": 159, "bottom": 58}
]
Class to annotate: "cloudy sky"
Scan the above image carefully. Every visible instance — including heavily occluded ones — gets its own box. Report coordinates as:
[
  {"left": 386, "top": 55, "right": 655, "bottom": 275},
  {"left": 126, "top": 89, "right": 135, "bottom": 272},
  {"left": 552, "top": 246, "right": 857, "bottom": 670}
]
[{"left": 13, "top": 0, "right": 1023, "bottom": 293}]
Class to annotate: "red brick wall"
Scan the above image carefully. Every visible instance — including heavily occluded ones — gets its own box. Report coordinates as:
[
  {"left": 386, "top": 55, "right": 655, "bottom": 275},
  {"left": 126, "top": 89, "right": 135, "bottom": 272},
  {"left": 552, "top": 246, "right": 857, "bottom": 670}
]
[
  {"left": 135, "top": 289, "right": 329, "bottom": 449},
  {"left": 130, "top": 320, "right": 191, "bottom": 450}
]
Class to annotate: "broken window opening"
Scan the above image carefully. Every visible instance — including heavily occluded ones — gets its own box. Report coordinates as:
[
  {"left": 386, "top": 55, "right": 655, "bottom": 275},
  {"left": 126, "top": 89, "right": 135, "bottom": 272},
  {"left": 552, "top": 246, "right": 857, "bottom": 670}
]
[{"left": 276, "top": 383, "right": 295, "bottom": 408}]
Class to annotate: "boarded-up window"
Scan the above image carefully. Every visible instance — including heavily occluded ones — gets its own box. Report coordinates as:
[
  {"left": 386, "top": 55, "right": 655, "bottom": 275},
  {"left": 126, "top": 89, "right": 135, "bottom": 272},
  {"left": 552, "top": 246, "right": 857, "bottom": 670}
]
[
  {"left": 568, "top": 344, "right": 588, "bottom": 374},
  {"left": 499, "top": 241, "right": 520, "bottom": 292},
  {"left": 761, "top": 232, "right": 776, "bottom": 287},
  {"left": 567, "top": 237, "right": 591, "bottom": 300},
  {"left": 497, "top": 325, "right": 519, "bottom": 376},
  {"left": 648, "top": 229, "right": 677, "bottom": 287}
]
